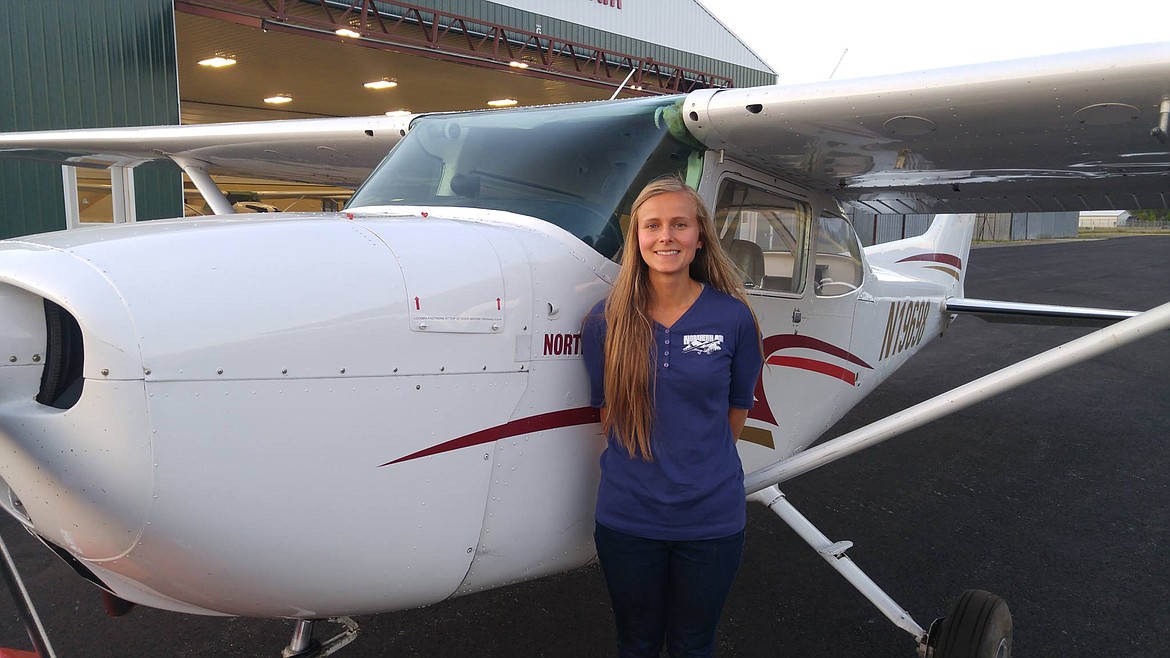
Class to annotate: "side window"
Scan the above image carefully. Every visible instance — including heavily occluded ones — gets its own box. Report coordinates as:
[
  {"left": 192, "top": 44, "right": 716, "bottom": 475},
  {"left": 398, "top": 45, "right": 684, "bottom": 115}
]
[
  {"left": 714, "top": 179, "right": 809, "bottom": 294},
  {"left": 814, "top": 214, "right": 864, "bottom": 297}
]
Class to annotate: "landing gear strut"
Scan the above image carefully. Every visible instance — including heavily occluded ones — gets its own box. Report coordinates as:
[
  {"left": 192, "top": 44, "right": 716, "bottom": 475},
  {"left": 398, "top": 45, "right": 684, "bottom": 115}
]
[{"left": 280, "top": 617, "right": 360, "bottom": 657}]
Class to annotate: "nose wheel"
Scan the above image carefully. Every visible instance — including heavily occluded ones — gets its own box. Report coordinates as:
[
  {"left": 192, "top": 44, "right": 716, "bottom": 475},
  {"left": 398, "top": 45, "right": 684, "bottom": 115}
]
[{"left": 925, "top": 589, "right": 1012, "bottom": 658}]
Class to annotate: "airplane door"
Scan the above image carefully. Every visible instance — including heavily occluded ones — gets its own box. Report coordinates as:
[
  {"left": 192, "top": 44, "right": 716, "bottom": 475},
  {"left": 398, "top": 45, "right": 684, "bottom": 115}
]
[
  {"left": 797, "top": 211, "right": 868, "bottom": 417},
  {"left": 802, "top": 212, "right": 866, "bottom": 357},
  {"left": 745, "top": 211, "right": 869, "bottom": 467},
  {"left": 706, "top": 176, "right": 869, "bottom": 468}
]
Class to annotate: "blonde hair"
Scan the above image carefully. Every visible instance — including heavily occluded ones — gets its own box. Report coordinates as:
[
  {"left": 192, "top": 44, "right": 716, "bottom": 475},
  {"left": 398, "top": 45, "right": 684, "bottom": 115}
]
[{"left": 602, "top": 177, "right": 756, "bottom": 460}]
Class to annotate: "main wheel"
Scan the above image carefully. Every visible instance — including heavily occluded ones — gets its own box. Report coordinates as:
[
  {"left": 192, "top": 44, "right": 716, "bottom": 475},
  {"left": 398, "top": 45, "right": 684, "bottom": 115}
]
[{"left": 931, "top": 589, "right": 1012, "bottom": 658}]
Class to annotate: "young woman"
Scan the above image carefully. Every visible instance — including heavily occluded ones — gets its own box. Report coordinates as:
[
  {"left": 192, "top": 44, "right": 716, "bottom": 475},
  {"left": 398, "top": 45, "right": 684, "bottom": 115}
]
[{"left": 582, "top": 177, "right": 763, "bottom": 657}]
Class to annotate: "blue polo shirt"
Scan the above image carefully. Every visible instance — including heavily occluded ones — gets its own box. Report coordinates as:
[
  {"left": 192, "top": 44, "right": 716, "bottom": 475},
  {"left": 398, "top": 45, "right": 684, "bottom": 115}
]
[{"left": 582, "top": 286, "right": 762, "bottom": 541}]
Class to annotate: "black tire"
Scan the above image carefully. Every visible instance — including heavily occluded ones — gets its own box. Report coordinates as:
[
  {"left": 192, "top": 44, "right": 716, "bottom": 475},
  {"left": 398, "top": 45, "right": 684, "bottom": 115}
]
[{"left": 932, "top": 589, "right": 1012, "bottom": 658}]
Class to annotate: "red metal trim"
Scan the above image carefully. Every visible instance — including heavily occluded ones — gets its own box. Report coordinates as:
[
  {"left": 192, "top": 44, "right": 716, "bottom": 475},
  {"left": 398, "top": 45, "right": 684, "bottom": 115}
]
[
  {"left": 176, "top": 0, "right": 734, "bottom": 92},
  {"left": 176, "top": 1, "right": 265, "bottom": 28}
]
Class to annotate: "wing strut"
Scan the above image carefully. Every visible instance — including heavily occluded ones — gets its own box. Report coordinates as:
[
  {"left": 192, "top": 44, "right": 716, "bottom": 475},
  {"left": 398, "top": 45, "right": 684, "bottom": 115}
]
[
  {"left": 1153, "top": 97, "right": 1170, "bottom": 144},
  {"left": 745, "top": 298, "right": 1170, "bottom": 494},
  {"left": 169, "top": 155, "right": 233, "bottom": 216},
  {"left": 750, "top": 486, "right": 927, "bottom": 645},
  {"left": 0, "top": 527, "right": 56, "bottom": 657}
]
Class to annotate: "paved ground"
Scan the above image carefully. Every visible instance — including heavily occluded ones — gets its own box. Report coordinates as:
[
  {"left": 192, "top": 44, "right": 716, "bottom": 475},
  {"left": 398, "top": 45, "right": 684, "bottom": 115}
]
[{"left": 1, "top": 235, "right": 1168, "bottom": 657}]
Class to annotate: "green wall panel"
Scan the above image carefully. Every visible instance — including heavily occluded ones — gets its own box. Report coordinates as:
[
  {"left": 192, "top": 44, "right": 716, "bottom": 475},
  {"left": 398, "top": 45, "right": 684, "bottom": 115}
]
[
  {"left": 0, "top": 161, "right": 66, "bottom": 240},
  {"left": 0, "top": 0, "right": 181, "bottom": 239},
  {"left": 134, "top": 160, "right": 184, "bottom": 221}
]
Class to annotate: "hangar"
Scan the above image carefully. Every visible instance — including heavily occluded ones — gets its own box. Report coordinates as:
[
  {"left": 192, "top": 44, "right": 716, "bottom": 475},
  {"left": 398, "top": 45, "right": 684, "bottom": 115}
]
[{"left": 0, "top": 0, "right": 775, "bottom": 238}]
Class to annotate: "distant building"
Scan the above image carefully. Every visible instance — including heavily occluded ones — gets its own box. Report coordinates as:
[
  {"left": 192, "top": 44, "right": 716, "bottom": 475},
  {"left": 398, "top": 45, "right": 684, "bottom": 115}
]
[{"left": 1079, "top": 210, "right": 1131, "bottom": 228}]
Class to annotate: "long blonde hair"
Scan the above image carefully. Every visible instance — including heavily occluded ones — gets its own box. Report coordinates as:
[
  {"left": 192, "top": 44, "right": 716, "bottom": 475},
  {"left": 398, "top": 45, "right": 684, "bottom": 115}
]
[{"left": 602, "top": 177, "right": 756, "bottom": 461}]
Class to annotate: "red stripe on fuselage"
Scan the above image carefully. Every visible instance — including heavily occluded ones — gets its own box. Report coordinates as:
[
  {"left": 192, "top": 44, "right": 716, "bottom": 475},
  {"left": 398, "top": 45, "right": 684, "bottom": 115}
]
[
  {"left": 750, "top": 335, "right": 872, "bottom": 426},
  {"left": 766, "top": 334, "right": 873, "bottom": 370},
  {"left": 766, "top": 355, "right": 857, "bottom": 385},
  {"left": 896, "top": 253, "right": 963, "bottom": 269},
  {"left": 380, "top": 406, "right": 600, "bottom": 466},
  {"left": 386, "top": 336, "right": 870, "bottom": 465}
]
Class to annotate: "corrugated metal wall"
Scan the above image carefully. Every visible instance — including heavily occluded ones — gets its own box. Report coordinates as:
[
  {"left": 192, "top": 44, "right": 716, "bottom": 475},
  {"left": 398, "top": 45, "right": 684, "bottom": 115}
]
[
  {"left": 0, "top": 0, "right": 181, "bottom": 239},
  {"left": 854, "top": 213, "right": 934, "bottom": 246},
  {"left": 482, "top": 0, "right": 774, "bottom": 73},
  {"left": 854, "top": 212, "right": 1079, "bottom": 246},
  {"left": 1018, "top": 212, "right": 1077, "bottom": 239},
  {"left": 979, "top": 213, "right": 1014, "bottom": 242},
  {"left": 382, "top": 0, "right": 775, "bottom": 87}
]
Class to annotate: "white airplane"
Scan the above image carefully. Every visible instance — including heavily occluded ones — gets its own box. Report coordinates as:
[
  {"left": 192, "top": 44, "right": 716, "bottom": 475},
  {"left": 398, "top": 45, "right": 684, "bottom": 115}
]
[{"left": 1, "top": 41, "right": 1169, "bottom": 658}]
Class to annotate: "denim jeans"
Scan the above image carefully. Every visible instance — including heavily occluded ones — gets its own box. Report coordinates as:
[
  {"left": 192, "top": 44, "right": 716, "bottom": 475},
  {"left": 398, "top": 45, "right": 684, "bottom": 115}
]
[{"left": 594, "top": 522, "right": 745, "bottom": 658}]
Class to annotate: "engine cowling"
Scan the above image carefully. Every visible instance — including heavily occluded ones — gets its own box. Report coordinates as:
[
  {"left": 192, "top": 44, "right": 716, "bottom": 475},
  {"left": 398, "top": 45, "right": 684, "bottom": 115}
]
[{"left": 0, "top": 211, "right": 607, "bottom": 617}]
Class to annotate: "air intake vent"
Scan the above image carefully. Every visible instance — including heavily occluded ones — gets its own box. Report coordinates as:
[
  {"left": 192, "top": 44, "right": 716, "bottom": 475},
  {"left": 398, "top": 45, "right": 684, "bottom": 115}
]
[{"left": 36, "top": 300, "right": 84, "bottom": 409}]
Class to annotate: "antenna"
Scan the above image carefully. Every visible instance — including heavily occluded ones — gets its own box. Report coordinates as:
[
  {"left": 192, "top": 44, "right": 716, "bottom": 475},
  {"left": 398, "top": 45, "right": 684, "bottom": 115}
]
[
  {"left": 609, "top": 68, "right": 639, "bottom": 101},
  {"left": 828, "top": 48, "right": 849, "bottom": 79}
]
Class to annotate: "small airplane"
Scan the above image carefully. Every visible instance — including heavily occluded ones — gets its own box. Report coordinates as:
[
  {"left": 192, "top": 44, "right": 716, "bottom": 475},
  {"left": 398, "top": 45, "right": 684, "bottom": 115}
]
[{"left": 0, "top": 41, "right": 1169, "bottom": 658}]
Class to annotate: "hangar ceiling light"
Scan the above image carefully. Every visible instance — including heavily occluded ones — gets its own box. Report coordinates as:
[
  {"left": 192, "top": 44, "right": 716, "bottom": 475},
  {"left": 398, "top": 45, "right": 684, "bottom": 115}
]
[
  {"left": 487, "top": 98, "right": 518, "bottom": 107},
  {"left": 335, "top": 28, "right": 361, "bottom": 38},
  {"left": 197, "top": 55, "right": 236, "bottom": 67},
  {"left": 364, "top": 79, "right": 398, "bottom": 90},
  {"left": 174, "top": 10, "right": 627, "bottom": 123},
  {"left": 263, "top": 94, "right": 293, "bottom": 104}
]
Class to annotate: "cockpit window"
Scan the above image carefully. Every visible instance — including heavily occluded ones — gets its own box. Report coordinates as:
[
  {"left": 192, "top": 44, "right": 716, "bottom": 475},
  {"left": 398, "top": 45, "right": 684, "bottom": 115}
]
[
  {"left": 814, "top": 214, "right": 864, "bottom": 297},
  {"left": 346, "top": 96, "right": 704, "bottom": 261},
  {"left": 714, "top": 179, "right": 810, "bottom": 295}
]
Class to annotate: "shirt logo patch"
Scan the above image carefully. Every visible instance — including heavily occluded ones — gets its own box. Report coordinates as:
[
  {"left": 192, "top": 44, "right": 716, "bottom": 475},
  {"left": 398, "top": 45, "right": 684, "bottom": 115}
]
[{"left": 682, "top": 334, "right": 724, "bottom": 355}]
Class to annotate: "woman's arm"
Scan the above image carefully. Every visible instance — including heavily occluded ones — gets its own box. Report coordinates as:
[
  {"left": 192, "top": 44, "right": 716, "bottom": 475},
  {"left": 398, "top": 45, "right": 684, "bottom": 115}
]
[{"left": 728, "top": 408, "right": 749, "bottom": 441}]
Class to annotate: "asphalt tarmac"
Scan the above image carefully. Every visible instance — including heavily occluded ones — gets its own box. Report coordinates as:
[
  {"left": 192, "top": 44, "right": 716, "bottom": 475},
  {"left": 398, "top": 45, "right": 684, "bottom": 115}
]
[{"left": 1, "top": 235, "right": 1168, "bottom": 657}]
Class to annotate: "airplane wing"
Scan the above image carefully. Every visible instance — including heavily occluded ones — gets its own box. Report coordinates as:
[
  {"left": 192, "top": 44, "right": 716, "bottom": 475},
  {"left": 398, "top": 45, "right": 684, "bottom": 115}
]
[
  {"left": 1, "top": 43, "right": 1167, "bottom": 211},
  {"left": 0, "top": 114, "right": 414, "bottom": 188},
  {"left": 683, "top": 41, "right": 1170, "bottom": 214}
]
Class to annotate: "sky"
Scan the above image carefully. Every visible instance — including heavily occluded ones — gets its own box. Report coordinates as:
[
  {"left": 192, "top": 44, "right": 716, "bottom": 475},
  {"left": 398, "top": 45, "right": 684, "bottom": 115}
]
[{"left": 701, "top": 0, "right": 1166, "bottom": 83}]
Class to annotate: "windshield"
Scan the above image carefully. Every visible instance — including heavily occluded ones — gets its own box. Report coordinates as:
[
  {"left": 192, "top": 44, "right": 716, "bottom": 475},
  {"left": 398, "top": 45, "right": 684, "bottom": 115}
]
[{"left": 346, "top": 96, "right": 705, "bottom": 260}]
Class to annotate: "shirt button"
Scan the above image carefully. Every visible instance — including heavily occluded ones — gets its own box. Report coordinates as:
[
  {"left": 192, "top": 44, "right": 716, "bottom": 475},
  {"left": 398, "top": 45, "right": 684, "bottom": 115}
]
[
  {"left": 664, "top": 362, "right": 670, "bottom": 368},
  {"left": 664, "top": 350, "right": 669, "bottom": 356},
  {"left": 665, "top": 340, "right": 670, "bottom": 345},
  {"left": 664, "top": 329, "right": 670, "bottom": 333}
]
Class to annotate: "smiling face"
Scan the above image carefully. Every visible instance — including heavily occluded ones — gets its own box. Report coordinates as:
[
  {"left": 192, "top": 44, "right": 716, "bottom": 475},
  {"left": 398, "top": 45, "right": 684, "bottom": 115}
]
[{"left": 636, "top": 190, "right": 704, "bottom": 279}]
